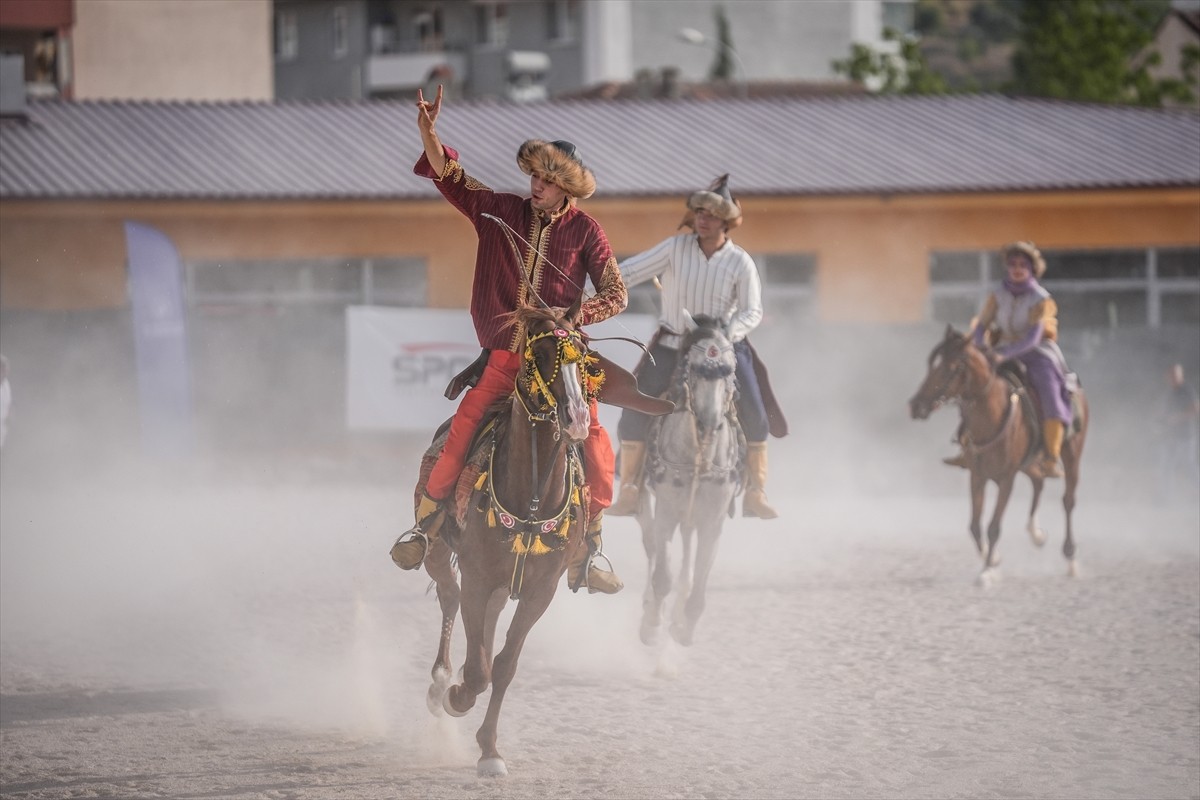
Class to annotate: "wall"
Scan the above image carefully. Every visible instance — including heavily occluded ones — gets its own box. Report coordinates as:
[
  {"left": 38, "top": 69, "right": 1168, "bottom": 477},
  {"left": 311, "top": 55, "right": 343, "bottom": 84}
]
[
  {"left": 2, "top": 188, "right": 1198, "bottom": 320},
  {"left": 72, "top": 0, "right": 272, "bottom": 101}
]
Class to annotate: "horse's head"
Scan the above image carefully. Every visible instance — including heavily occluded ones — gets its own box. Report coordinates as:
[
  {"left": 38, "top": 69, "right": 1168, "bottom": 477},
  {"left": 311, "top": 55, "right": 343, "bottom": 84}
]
[
  {"left": 509, "top": 296, "right": 594, "bottom": 443},
  {"left": 678, "top": 312, "right": 738, "bottom": 432},
  {"left": 909, "top": 324, "right": 992, "bottom": 420}
]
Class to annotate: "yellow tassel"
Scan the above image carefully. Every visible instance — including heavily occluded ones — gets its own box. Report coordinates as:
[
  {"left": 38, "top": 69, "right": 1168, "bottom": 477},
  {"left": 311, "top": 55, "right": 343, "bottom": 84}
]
[
  {"left": 560, "top": 518, "right": 570, "bottom": 540},
  {"left": 571, "top": 486, "right": 581, "bottom": 506},
  {"left": 562, "top": 341, "right": 581, "bottom": 362},
  {"left": 511, "top": 535, "right": 527, "bottom": 555},
  {"left": 474, "top": 471, "right": 488, "bottom": 490},
  {"left": 487, "top": 507, "right": 497, "bottom": 528},
  {"left": 530, "top": 535, "right": 553, "bottom": 555}
]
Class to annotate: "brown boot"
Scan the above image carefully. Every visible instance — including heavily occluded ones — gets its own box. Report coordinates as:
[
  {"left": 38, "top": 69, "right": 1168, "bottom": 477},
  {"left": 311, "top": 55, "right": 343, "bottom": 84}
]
[
  {"left": 1039, "top": 419, "right": 1065, "bottom": 479},
  {"left": 390, "top": 492, "right": 446, "bottom": 570},
  {"left": 567, "top": 514, "right": 623, "bottom": 594},
  {"left": 942, "top": 451, "right": 971, "bottom": 469},
  {"left": 742, "top": 442, "right": 779, "bottom": 519},
  {"left": 608, "top": 441, "right": 646, "bottom": 517}
]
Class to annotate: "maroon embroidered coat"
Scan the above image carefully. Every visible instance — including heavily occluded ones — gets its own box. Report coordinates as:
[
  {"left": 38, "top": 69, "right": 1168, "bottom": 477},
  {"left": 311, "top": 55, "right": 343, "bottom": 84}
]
[{"left": 415, "top": 146, "right": 628, "bottom": 353}]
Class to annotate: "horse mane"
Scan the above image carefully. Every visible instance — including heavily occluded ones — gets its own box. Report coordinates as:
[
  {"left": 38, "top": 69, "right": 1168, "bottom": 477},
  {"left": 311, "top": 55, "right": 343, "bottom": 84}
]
[{"left": 501, "top": 303, "right": 575, "bottom": 335}]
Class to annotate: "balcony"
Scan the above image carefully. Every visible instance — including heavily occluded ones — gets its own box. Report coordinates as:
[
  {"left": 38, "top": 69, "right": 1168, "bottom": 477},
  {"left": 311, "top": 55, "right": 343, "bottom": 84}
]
[{"left": 366, "top": 50, "right": 467, "bottom": 93}]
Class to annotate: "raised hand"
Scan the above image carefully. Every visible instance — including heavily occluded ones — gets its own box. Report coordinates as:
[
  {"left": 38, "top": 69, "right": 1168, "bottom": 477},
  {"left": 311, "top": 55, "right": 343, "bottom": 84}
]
[{"left": 417, "top": 84, "right": 443, "bottom": 136}]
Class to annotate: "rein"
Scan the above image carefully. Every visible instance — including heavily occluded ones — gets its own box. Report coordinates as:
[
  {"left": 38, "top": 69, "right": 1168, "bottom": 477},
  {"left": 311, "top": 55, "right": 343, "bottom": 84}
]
[{"left": 962, "top": 391, "right": 1018, "bottom": 456}]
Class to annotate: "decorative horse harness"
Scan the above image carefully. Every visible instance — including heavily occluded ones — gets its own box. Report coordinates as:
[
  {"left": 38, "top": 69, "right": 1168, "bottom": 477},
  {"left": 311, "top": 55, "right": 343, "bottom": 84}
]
[{"left": 470, "top": 325, "right": 604, "bottom": 598}]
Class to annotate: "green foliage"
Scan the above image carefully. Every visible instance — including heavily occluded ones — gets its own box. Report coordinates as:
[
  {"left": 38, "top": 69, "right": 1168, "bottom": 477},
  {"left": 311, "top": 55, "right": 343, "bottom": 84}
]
[
  {"left": 832, "top": 0, "right": 1195, "bottom": 106},
  {"left": 1008, "top": 0, "right": 1191, "bottom": 106},
  {"left": 710, "top": 6, "right": 735, "bottom": 81},
  {"left": 831, "top": 28, "right": 950, "bottom": 95}
]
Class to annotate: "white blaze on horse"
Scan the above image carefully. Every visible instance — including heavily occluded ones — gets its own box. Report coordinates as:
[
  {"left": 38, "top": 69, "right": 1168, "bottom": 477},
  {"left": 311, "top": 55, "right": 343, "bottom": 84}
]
[{"left": 638, "top": 311, "right": 742, "bottom": 647}]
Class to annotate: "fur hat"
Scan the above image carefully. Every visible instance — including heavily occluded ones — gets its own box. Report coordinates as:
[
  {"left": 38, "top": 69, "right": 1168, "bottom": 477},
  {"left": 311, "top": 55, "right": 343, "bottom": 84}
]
[
  {"left": 516, "top": 139, "right": 596, "bottom": 200},
  {"left": 682, "top": 174, "right": 743, "bottom": 231},
  {"left": 1001, "top": 241, "right": 1046, "bottom": 278}
]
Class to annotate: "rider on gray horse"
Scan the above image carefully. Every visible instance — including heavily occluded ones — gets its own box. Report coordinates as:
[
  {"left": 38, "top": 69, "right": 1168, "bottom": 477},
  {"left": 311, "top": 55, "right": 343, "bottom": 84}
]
[{"left": 610, "top": 175, "right": 787, "bottom": 519}]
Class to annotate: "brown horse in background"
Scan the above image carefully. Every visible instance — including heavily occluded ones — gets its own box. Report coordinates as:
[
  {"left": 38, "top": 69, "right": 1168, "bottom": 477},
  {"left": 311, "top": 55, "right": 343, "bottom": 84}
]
[
  {"left": 420, "top": 299, "right": 593, "bottom": 777},
  {"left": 909, "top": 326, "right": 1088, "bottom": 582}
]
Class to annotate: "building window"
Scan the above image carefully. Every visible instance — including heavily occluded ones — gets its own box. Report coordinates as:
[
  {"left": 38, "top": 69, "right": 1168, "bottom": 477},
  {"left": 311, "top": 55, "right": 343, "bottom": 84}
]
[
  {"left": 275, "top": 9, "right": 299, "bottom": 62},
  {"left": 475, "top": 2, "right": 509, "bottom": 47},
  {"left": 332, "top": 5, "right": 349, "bottom": 58},
  {"left": 414, "top": 9, "right": 445, "bottom": 52},
  {"left": 928, "top": 247, "right": 1200, "bottom": 328},
  {"left": 756, "top": 253, "right": 818, "bottom": 321},
  {"left": 186, "top": 257, "right": 427, "bottom": 308},
  {"left": 881, "top": 0, "right": 916, "bottom": 35},
  {"left": 546, "top": 0, "right": 578, "bottom": 42}
]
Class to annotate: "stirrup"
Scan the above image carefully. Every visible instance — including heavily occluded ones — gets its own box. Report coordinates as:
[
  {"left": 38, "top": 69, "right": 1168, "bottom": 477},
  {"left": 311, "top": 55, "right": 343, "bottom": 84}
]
[{"left": 390, "top": 526, "right": 430, "bottom": 570}]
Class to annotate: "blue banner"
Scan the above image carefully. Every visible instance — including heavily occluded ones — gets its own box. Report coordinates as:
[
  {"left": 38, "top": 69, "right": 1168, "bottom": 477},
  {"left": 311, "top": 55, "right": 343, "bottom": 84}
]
[{"left": 124, "top": 221, "right": 194, "bottom": 458}]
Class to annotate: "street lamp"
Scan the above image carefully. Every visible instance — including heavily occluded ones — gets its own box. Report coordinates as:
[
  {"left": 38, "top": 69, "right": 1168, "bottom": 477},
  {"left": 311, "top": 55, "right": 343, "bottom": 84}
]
[{"left": 676, "top": 26, "right": 748, "bottom": 96}]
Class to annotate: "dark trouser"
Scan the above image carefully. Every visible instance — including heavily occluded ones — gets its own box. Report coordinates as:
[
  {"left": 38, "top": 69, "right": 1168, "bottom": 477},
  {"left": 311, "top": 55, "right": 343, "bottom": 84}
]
[{"left": 617, "top": 339, "right": 769, "bottom": 444}]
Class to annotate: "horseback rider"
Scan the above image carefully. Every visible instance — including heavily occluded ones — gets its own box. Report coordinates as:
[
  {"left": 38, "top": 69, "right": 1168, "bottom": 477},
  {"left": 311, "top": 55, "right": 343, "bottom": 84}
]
[
  {"left": 944, "top": 241, "right": 1073, "bottom": 479},
  {"left": 390, "top": 85, "right": 628, "bottom": 594},
  {"left": 610, "top": 175, "right": 785, "bottom": 519}
]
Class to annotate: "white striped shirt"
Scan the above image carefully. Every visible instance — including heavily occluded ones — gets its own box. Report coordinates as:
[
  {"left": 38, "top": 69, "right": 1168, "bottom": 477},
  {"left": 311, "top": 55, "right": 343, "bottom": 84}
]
[{"left": 619, "top": 233, "right": 764, "bottom": 345}]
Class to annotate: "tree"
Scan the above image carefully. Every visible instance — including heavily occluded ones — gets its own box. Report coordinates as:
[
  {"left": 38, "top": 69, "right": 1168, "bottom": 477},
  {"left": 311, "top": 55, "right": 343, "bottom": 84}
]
[
  {"left": 1008, "top": 0, "right": 1192, "bottom": 106},
  {"left": 831, "top": 27, "right": 949, "bottom": 95},
  {"left": 709, "top": 5, "right": 735, "bottom": 81},
  {"left": 832, "top": 0, "right": 1194, "bottom": 106}
]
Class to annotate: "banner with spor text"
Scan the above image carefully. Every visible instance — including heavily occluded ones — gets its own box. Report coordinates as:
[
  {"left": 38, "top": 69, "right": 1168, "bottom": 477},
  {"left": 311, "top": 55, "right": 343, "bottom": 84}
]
[{"left": 345, "top": 306, "right": 656, "bottom": 431}]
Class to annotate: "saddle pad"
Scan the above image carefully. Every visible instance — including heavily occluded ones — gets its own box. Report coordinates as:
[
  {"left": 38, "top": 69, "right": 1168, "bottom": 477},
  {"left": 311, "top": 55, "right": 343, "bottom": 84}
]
[{"left": 413, "top": 424, "right": 492, "bottom": 528}]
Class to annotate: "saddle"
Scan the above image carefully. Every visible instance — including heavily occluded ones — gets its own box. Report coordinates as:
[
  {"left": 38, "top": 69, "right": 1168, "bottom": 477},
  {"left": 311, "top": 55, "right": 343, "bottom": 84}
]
[
  {"left": 414, "top": 410, "right": 502, "bottom": 532},
  {"left": 999, "top": 361, "right": 1084, "bottom": 442}
]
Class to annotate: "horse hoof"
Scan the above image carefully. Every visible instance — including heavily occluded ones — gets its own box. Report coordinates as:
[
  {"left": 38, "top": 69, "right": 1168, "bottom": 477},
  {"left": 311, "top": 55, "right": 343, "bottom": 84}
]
[
  {"left": 1067, "top": 559, "right": 1080, "bottom": 578},
  {"left": 669, "top": 622, "right": 694, "bottom": 647},
  {"left": 977, "top": 568, "right": 999, "bottom": 588},
  {"left": 639, "top": 619, "right": 660, "bottom": 646},
  {"left": 477, "top": 757, "right": 508, "bottom": 777},
  {"left": 442, "top": 686, "right": 470, "bottom": 718},
  {"left": 426, "top": 683, "right": 445, "bottom": 716}
]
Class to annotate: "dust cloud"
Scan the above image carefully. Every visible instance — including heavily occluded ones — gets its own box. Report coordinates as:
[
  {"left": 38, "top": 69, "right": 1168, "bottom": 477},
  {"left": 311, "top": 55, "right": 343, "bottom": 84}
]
[{"left": 0, "top": 301, "right": 1197, "bottom": 798}]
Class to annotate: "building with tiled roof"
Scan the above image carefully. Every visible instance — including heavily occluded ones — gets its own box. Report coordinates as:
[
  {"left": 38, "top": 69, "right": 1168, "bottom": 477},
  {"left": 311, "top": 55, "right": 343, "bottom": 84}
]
[
  {"left": 2, "top": 93, "right": 1196, "bottom": 317},
  {"left": 1, "top": 93, "right": 1196, "bottom": 454}
]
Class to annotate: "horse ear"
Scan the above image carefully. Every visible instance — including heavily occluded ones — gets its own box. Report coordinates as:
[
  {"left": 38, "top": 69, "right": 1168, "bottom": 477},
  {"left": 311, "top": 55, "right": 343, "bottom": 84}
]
[
  {"left": 566, "top": 292, "right": 583, "bottom": 326},
  {"left": 944, "top": 323, "right": 956, "bottom": 339},
  {"left": 681, "top": 308, "right": 697, "bottom": 331}
]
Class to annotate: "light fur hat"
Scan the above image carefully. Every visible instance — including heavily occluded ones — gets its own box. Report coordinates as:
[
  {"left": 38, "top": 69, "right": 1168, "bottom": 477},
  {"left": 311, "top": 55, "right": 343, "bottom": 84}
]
[
  {"left": 516, "top": 139, "right": 596, "bottom": 200},
  {"left": 1002, "top": 241, "right": 1046, "bottom": 278},
  {"left": 683, "top": 174, "right": 743, "bottom": 231}
]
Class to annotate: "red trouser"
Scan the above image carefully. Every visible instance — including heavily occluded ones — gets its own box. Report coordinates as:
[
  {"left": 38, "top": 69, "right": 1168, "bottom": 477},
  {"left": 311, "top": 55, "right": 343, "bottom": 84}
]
[{"left": 426, "top": 349, "right": 614, "bottom": 518}]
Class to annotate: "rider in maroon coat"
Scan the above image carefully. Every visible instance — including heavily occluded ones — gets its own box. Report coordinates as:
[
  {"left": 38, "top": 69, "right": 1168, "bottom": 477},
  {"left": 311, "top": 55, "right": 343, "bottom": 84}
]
[{"left": 390, "top": 86, "right": 628, "bottom": 595}]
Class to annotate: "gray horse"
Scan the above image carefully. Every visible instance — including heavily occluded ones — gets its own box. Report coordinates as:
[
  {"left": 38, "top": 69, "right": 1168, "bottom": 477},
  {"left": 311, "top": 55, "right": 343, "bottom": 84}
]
[{"left": 638, "top": 313, "right": 743, "bottom": 647}]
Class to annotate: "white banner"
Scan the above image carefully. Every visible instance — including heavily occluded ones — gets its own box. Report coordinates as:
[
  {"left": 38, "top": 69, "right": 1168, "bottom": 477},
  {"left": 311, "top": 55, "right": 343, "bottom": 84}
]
[{"left": 345, "top": 306, "right": 657, "bottom": 431}]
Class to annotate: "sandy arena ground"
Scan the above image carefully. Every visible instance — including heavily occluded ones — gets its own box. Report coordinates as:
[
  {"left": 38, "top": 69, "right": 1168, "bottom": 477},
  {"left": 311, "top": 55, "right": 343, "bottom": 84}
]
[{"left": 1, "top": 445, "right": 1197, "bottom": 800}]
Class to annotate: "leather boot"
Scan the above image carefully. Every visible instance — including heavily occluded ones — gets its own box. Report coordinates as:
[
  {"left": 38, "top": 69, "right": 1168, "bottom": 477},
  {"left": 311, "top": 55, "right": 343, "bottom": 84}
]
[
  {"left": 608, "top": 440, "right": 646, "bottom": 517},
  {"left": 742, "top": 442, "right": 779, "bottom": 519},
  {"left": 1039, "top": 419, "right": 1065, "bottom": 478},
  {"left": 567, "top": 513, "right": 623, "bottom": 595},
  {"left": 390, "top": 492, "right": 446, "bottom": 570},
  {"left": 942, "top": 450, "right": 971, "bottom": 469}
]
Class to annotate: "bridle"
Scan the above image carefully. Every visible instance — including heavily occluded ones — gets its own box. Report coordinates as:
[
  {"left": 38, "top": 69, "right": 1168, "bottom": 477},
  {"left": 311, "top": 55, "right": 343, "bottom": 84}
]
[
  {"left": 655, "top": 330, "right": 738, "bottom": 482},
  {"left": 926, "top": 338, "right": 998, "bottom": 410},
  {"left": 514, "top": 324, "right": 600, "bottom": 432},
  {"left": 480, "top": 319, "right": 601, "bottom": 598}
]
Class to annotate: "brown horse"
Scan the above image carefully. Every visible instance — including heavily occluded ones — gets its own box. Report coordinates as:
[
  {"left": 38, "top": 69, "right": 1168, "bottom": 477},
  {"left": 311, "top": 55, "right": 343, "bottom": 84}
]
[
  {"left": 908, "top": 325, "right": 1088, "bottom": 581},
  {"left": 420, "top": 299, "right": 594, "bottom": 777}
]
